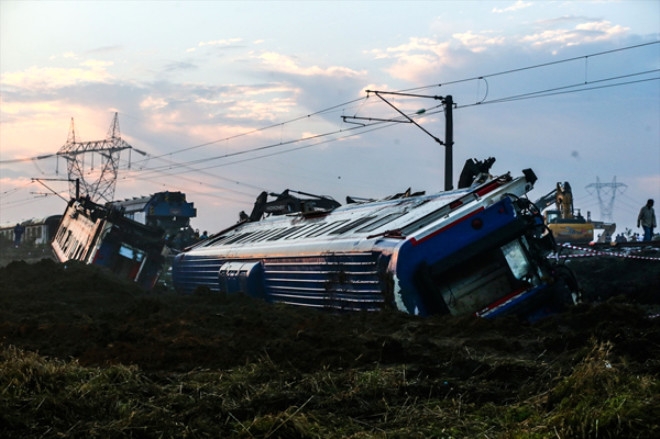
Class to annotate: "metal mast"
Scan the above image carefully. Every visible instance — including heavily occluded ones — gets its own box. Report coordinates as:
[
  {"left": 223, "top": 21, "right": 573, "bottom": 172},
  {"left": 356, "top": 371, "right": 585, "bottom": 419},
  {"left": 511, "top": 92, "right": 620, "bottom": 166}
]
[
  {"left": 56, "top": 113, "right": 134, "bottom": 203},
  {"left": 585, "top": 176, "right": 627, "bottom": 222},
  {"left": 342, "top": 91, "right": 455, "bottom": 190}
]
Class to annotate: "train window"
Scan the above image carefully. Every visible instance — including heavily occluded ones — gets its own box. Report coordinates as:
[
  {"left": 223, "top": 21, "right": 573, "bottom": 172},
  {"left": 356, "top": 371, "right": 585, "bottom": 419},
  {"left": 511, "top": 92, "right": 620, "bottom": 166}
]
[
  {"left": 258, "top": 227, "right": 288, "bottom": 241},
  {"left": 203, "top": 234, "right": 231, "bottom": 247},
  {"left": 286, "top": 223, "right": 325, "bottom": 239},
  {"left": 230, "top": 233, "right": 251, "bottom": 244},
  {"left": 500, "top": 240, "right": 538, "bottom": 285},
  {"left": 235, "top": 230, "right": 271, "bottom": 244},
  {"left": 119, "top": 244, "right": 145, "bottom": 262},
  {"left": 55, "top": 226, "right": 66, "bottom": 242},
  {"left": 62, "top": 230, "right": 73, "bottom": 252},
  {"left": 223, "top": 233, "right": 254, "bottom": 245},
  {"left": 74, "top": 244, "right": 84, "bottom": 261},
  {"left": 329, "top": 216, "right": 377, "bottom": 235},
  {"left": 68, "top": 239, "right": 79, "bottom": 258},
  {"left": 306, "top": 220, "right": 350, "bottom": 237},
  {"left": 355, "top": 212, "right": 407, "bottom": 233},
  {"left": 300, "top": 222, "right": 334, "bottom": 238},
  {"left": 240, "top": 229, "right": 274, "bottom": 243},
  {"left": 267, "top": 225, "right": 306, "bottom": 241},
  {"left": 71, "top": 244, "right": 84, "bottom": 261}
]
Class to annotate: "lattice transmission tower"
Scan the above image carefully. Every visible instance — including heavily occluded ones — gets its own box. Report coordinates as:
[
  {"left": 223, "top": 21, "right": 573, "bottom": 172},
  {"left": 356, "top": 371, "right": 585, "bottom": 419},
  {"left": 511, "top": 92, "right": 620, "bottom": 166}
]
[
  {"left": 585, "top": 176, "right": 627, "bottom": 222},
  {"left": 56, "top": 113, "right": 140, "bottom": 203}
]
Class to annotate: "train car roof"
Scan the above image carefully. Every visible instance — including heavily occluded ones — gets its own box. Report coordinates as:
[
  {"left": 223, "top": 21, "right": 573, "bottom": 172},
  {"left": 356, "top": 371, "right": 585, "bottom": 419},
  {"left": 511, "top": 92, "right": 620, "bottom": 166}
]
[
  {"left": 111, "top": 191, "right": 194, "bottom": 215},
  {"left": 190, "top": 171, "right": 533, "bottom": 251},
  {"left": 0, "top": 214, "right": 62, "bottom": 229}
]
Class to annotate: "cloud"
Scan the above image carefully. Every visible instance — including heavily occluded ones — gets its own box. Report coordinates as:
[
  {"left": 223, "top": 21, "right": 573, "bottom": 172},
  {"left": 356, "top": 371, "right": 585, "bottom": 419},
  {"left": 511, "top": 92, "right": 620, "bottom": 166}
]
[
  {"left": 492, "top": 1, "right": 533, "bottom": 14},
  {"left": 366, "top": 37, "right": 453, "bottom": 82},
  {"left": 1, "top": 62, "right": 114, "bottom": 90},
  {"left": 206, "top": 83, "right": 301, "bottom": 122},
  {"left": 163, "top": 61, "right": 198, "bottom": 72},
  {"left": 85, "top": 45, "right": 123, "bottom": 55},
  {"left": 198, "top": 38, "right": 243, "bottom": 47},
  {"left": 80, "top": 59, "right": 113, "bottom": 69},
  {"left": 225, "top": 97, "right": 297, "bottom": 121},
  {"left": 452, "top": 31, "right": 506, "bottom": 53},
  {"left": 521, "top": 20, "right": 629, "bottom": 48},
  {"left": 188, "top": 38, "right": 245, "bottom": 53},
  {"left": 369, "top": 37, "right": 450, "bottom": 59},
  {"left": 140, "top": 96, "right": 168, "bottom": 110},
  {"left": 0, "top": 100, "right": 110, "bottom": 158},
  {"left": 257, "top": 52, "right": 365, "bottom": 78}
]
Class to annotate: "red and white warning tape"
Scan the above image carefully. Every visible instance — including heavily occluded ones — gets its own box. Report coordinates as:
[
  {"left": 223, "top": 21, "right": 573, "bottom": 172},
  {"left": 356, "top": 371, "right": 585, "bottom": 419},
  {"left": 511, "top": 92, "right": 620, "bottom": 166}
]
[{"left": 551, "top": 243, "right": 660, "bottom": 261}]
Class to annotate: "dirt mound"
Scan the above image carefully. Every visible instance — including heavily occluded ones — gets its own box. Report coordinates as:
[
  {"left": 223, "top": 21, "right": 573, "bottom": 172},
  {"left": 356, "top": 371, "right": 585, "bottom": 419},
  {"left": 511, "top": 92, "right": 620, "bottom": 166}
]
[{"left": 1, "top": 254, "right": 659, "bottom": 438}]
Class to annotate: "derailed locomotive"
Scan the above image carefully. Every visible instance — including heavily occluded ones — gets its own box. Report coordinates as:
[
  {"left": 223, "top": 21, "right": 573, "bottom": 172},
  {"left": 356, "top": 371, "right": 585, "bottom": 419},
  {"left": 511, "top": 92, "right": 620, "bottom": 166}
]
[
  {"left": 172, "top": 167, "right": 576, "bottom": 320},
  {"left": 52, "top": 197, "right": 166, "bottom": 289}
]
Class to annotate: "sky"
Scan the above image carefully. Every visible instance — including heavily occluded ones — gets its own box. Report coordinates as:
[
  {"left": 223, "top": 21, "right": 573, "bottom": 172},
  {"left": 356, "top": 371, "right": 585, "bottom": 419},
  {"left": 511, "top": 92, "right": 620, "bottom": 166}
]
[{"left": 1, "top": 0, "right": 659, "bottom": 237}]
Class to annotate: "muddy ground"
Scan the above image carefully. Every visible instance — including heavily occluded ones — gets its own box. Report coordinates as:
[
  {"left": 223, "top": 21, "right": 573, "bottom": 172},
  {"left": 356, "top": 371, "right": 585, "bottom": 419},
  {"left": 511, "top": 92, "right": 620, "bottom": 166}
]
[{"left": 0, "top": 244, "right": 659, "bottom": 438}]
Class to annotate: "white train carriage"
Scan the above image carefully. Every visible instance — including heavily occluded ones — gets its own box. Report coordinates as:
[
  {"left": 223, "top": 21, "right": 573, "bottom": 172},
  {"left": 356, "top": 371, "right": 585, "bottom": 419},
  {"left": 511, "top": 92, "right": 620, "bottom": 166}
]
[
  {"left": 51, "top": 197, "right": 166, "bottom": 289},
  {"left": 172, "top": 168, "right": 576, "bottom": 319},
  {"left": 0, "top": 215, "right": 62, "bottom": 246}
]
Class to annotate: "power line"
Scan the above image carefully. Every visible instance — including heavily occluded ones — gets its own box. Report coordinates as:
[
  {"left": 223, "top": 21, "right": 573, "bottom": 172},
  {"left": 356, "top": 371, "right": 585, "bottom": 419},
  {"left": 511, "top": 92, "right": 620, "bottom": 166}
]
[
  {"left": 2, "top": 41, "right": 657, "bottom": 206},
  {"left": 128, "top": 71, "right": 658, "bottom": 180},
  {"left": 103, "top": 42, "right": 660, "bottom": 180},
  {"left": 398, "top": 40, "right": 660, "bottom": 94},
  {"left": 4, "top": 41, "right": 656, "bottom": 169},
  {"left": 127, "top": 96, "right": 369, "bottom": 167}
]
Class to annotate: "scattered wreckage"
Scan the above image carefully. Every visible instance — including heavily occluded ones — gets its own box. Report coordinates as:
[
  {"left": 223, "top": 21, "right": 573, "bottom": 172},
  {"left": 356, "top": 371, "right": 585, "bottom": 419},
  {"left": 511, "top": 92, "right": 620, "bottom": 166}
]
[
  {"left": 48, "top": 190, "right": 341, "bottom": 290},
  {"left": 51, "top": 196, "right": 166, "bottom": 289},
  {"left": 49, "top": 159, "right": 580, "bottom": 320},
  {"left": 50, "top": 192, "right": 197, "bottom": 289},
  {"left": 172, "top": 160, "right": 578, "bottom": 320}
]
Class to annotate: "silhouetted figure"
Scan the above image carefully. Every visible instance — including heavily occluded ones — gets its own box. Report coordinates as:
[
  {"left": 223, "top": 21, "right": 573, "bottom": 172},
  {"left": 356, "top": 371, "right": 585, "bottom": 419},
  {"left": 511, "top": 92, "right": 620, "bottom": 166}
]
[
  {"left": 637, "top": 199, "right": 656, "bottom": 242},
  {"left": 13, "top": 223, "right": 25, "bottom": 247}
]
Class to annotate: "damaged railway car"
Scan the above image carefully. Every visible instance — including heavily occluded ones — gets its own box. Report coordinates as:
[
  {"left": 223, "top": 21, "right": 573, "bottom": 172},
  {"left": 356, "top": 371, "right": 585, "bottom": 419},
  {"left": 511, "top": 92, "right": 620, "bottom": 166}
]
[
  {"left": 51, "top": 197, "right": 166, "bottom": 289},
  {"left": 172, "top": 168, "right": 576, "bottom": 319}
]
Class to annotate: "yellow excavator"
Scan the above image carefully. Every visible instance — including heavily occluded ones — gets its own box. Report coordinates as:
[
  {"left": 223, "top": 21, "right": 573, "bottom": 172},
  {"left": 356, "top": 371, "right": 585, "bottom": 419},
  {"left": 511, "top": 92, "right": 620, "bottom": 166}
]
[{"left": 535, "top": 182, "right": 615, "bottom": 244}]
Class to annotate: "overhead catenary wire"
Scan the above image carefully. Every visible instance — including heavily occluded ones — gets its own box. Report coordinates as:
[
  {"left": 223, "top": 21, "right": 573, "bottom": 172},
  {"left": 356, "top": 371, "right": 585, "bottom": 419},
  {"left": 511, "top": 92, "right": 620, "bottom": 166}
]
[
  {"left": 130, "top": 118, "right": 383, "bottom": 178},
  {"left": 1, "top": 41, "right": 658, "bottom": 215},
  {"left": 8, "top": 69, "right": 654, "bottom": 209},
  {"left": 396, "top": 40, "right": 660, "bottom": 94},
  {"left": 148, "top": 120, "right": 399, "bottom": 175},
  {"left": 2, "top": 41, "right": 657, "bottom": 170},
  {"left": 126, "top": 97, "right": 370, "bottom": 168},
  {"left": 127, "top": 72, "right": 658, "bottom": 180}
]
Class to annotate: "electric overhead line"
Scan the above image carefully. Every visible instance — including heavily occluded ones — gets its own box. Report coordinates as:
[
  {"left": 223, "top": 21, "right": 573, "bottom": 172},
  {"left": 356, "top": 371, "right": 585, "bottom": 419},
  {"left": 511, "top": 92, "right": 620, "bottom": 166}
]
[
  {"left": 3, "top": 40, "right": 657, "bottom": 171},
  {"left": 134, "top": 70, "right": 658, "bottom": 179},
  {"left": 396, "top": 40, "right": 660, "bottom": 94},
  {"left": 2, "top": 41, "right": 658, "bottom": 200},
  {"left": 127, "top": 97, "right": 369, "bottom": 167},
  {"left": 127, "top": 41, "right": 659, "bottom": 179},
  {"left": 119, "top": 117, "right": 400, "bottom": 193}
]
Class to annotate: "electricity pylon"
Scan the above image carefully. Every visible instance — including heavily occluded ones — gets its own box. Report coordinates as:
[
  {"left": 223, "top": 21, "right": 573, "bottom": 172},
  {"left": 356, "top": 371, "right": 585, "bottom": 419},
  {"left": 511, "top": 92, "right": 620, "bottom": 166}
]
[
  {"left": 585, "top": 176, "right": 627, "bottom": 222},
  {"left": 56, "top": 113, "right": 141, "bottom": 202}
]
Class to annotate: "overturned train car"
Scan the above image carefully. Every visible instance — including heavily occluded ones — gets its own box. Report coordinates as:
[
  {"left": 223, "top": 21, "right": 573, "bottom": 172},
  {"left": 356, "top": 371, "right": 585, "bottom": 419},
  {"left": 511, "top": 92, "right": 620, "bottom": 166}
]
[
  {"left": 51, "top": 197, "right": 166, "bottom": 289},
  {"left": 172, "top": 169, "right": 575, "bottom": 319}
]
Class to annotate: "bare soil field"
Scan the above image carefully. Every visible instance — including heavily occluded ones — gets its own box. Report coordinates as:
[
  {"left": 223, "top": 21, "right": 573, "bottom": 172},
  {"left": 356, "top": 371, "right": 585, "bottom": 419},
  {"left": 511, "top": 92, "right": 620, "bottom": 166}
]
[{"left": 0, "top": 245, "right": 659, "bottom": 438}]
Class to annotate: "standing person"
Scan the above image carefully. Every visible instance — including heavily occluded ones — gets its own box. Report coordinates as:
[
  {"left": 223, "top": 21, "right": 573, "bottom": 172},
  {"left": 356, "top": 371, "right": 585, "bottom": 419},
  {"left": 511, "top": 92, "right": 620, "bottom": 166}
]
[
  {"left": 637, "top": 199, "right": 656, "bottom": 242},
  {"left": 13, "top": 223, "right": 25, "bottom": 247}
]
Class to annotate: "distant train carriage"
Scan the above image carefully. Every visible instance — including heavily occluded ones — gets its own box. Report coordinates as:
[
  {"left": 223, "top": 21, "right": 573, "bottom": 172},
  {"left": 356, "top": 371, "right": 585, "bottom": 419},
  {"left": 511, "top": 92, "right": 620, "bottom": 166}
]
[
  {"left": 111, "top": 191, "right": 198, "bottom": 251},
  {"left": 51, "top": 197, "right": 166, "bottom": 289},
  {"left": 0, "top": 215, "right": 62, "bottom": 246},
  {"left": 172, "top": 168, "right": 576, "bottom": 320}
]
